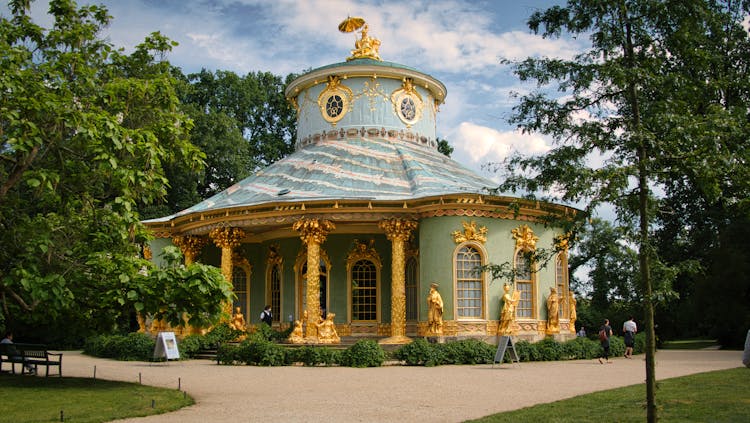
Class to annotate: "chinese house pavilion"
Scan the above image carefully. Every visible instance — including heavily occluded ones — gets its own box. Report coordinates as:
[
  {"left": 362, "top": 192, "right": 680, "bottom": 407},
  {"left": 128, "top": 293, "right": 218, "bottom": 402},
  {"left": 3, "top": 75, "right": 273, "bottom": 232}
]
[{"left": 144, "top": 19, "right": 577, "bottom": 343}]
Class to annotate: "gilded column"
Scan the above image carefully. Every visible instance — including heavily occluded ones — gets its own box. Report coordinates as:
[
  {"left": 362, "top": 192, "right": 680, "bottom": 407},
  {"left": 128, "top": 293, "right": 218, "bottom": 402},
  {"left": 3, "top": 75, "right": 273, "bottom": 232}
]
[
  {"left": 293, "top": 218, "right": 335, "bottom": 339},
  {"left": 172, "top": 235, "right": 207, "bottom": 265},
  {"left": 379, "top": 218, "right": 417, "bottom": 344},
  {"left": 210, "top": 227, "right": 246, "bottom": 316}
]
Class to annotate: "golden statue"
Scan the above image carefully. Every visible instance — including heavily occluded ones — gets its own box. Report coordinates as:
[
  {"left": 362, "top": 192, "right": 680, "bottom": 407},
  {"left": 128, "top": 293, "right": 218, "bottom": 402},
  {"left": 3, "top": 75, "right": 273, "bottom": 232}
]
[
  {"left": 229, "top": 307, "right": 246, "bottom": 331},
  {"left": 569, "top": 293, "right": 578, "bottom": 333},
  {"left": 427, "top": 282, "right": 444, "bottom": 335},
  {"left": 288, "top": 319, "right": 305, "bottom": 344},
  {"left": 316, "top": 312, "right": 341, "bottom": 344},
  {"left": 546, "top": 287, "right": 560, "bottom": 334},
  {"left": 339, "top": 17, "right": 382, "bottom": 61},
  {"left": 497, "top": 283, "right": 520, "bottom": 336}
]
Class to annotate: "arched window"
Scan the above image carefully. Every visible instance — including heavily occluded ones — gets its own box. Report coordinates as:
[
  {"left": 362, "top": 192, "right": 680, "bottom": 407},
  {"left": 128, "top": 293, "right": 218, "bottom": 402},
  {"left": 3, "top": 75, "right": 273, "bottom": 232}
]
[
  {"left": 556, "top": 252, "right": 568, "bottom": 319},
  {"left": 232, "top": 265, "right": 251, "bottom": 319},
  {"left": 405, "top": 256, "right": 418, "bottom": 321},
  {"left": 351, "top": 259, "right": 377, "bottom": 321},
  {"left": 268, "top": 263, "right": 282, "bottom": 323},
  {"left": 514, "top": 250, "right": 534, "bottom": 318},
  {"left": 455, "top": 244, "right": 484, "bottom": 319}
]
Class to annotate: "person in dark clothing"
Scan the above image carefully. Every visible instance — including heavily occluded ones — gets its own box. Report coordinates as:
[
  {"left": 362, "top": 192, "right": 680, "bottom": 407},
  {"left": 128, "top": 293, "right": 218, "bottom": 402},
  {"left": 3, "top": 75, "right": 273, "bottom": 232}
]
[
  {"left": 259, "top": 305, "right": 273, "bottom": 326},
  {"left": 598, "top": 319, "right": 613, "bottom": 364}
]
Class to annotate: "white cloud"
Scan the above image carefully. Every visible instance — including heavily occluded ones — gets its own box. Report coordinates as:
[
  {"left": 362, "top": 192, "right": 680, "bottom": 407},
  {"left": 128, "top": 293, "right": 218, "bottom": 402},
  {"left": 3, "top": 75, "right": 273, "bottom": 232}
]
[{"left": 446, "top": 122, "right": 551, "bottom": 182}]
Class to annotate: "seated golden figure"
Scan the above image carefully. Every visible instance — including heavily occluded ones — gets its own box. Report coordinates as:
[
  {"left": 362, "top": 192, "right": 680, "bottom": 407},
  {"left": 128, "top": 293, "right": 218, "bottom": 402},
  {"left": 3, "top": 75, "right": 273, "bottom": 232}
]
[
  {"left": 316, "top": 312, "right": 340, "bottom": 344},
  {"left": 349, "top": 24, "right": 381, "bottom": 61},
  {"left": 288, "top": 319, "right": 305, "bottom": 344}
]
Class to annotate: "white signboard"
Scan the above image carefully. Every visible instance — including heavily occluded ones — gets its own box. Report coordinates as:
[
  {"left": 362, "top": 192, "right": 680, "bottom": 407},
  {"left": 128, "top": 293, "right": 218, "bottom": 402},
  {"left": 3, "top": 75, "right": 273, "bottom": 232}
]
[{"left": 154, "top": 331, "right": 180, "bottom": 360}]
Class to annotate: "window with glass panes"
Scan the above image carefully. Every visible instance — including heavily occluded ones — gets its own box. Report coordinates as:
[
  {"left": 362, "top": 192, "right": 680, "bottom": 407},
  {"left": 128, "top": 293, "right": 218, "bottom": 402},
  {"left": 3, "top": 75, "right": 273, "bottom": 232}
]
[
  {"left": 556, "top": 253, "right": 567, "bottom": 319},
  {"left": 515, "top": 251, "right": 533, "bottom": 318},
  {"left": 455, "top": 245, "right": 483, "bottom": 318},
  {"left": 405, "top": 256, "right": 418, "bottom": 321},
  {"left": 232, "top": 267, "right": 248, "bottom": 318},
  {"left": 351, "top": 259, "right": 377, "bottom": 321},
  {"left": 270, "top": 264, "right": 281, "bottom": 323}
]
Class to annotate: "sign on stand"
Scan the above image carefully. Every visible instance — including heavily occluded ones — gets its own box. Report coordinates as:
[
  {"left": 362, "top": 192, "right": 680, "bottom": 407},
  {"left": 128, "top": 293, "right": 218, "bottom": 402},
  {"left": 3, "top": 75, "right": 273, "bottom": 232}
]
[
  {"left": 154, "top": 331, "right": 180, "bottom": 361},
  {"left": 493, "top": 336, "right": 519, "bottom": 367}
]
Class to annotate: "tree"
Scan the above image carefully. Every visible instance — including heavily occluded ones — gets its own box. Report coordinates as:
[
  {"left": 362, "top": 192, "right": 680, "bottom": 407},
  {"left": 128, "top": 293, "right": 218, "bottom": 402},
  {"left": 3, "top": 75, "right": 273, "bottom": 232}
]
[
  {"left": 498, "top": 1, "right": 749, "bottom": 421},
  {"left": 0, "top": 0, "right": 230, "bottom": 341},
  {"left": 436, "top": 137, "right": 453, "bottom": 157}
]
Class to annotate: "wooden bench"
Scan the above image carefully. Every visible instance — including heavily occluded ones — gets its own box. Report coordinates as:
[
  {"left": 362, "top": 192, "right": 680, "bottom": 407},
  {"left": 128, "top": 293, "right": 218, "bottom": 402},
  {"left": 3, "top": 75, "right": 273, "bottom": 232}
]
[{"left": 0, "top": 343, "right": 63, "bottom": 377}]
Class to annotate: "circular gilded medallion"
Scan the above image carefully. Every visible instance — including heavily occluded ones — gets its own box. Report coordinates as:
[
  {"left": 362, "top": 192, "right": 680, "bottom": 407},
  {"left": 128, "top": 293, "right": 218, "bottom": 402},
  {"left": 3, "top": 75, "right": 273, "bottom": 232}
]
[
  {"left": 393, "top": 92, "right": 422, "bottom": 126},
  {"left": 326, "top": 94, "right": 344, "bottom": 118}
]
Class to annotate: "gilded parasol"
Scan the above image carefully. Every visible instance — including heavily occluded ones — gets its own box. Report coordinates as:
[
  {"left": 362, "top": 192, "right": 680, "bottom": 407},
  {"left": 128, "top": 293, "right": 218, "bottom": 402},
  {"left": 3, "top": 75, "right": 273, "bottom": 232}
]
[{"left": 338, "top": 16, "right": 365, "bottom": 33}]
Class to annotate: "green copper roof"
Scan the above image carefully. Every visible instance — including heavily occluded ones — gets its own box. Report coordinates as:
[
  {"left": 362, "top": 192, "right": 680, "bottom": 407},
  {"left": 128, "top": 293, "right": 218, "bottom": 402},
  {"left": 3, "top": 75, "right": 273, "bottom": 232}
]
[{"left": 149, "top": 135, "right": 495, "bottom": 222}]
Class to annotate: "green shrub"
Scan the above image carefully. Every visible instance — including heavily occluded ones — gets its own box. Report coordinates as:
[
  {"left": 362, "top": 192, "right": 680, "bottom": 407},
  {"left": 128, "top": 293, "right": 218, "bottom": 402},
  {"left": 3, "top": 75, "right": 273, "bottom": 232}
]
[
  {"left": 82, "top": 333, "right": 155, "bottom": 361},
  {"left": 204, "top": 323, "right": 243, "bottom": 346},
  {"left": 235, "top": 338, "right": 289, "bottom": 366},
  {"left": 339, "top": 339, "right": 385, "bottom": 367},
  {"left": 217, "top": 343, "right": 240, "bottom": 365},
  {"left": 514, "top": 340, "right": 542, "bottom": 362},
  {"left": 293, "top": 346, "right": 339, "bottom": 366},
  {"left": 438, "top": 339, "right": 494, "bottom": 365},
  {"left": 535, "top": 337, "right": 564, "bottom": 361},
  {"left": 633, "top": 332, "right": 646, "bottom": 354},
  {"left": 394, "top": 338, "right": 439, "bottom": 366},
  {"left": 177, "top": 334, "right": 204, "bottom": 358},
  {"left": 560, "top": 336, "right": 599, "bottom": 360},
  {"left": 608, "top": 336, "right": 625, "bottom": 357}
]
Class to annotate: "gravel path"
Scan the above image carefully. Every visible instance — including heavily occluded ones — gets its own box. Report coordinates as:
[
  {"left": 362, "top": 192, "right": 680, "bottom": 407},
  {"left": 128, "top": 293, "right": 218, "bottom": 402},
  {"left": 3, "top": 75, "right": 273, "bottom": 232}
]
[{"left": 52, "top": 349, "right": 742, "bottom": 423}]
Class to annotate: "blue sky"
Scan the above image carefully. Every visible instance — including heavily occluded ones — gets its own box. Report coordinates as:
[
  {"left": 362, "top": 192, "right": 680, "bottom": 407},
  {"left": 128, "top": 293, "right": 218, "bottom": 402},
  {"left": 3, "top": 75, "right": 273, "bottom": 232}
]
[{"left": 10, "top": 0, "right": 591, "bottom": 194}]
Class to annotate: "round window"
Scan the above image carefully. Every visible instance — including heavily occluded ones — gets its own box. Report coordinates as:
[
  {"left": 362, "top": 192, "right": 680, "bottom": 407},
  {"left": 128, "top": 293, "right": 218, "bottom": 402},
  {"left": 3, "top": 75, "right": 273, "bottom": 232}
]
[
  {"left": 400, "top": 97, "right": 416, "bottom": 121},
  {"left": 326, "top": 95, "right": 344, "bottom": 118}
]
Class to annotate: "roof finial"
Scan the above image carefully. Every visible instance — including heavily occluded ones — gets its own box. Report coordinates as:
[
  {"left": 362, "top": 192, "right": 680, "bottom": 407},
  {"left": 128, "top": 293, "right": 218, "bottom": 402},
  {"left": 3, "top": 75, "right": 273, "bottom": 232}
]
[{"left": 338, "top": 17, "right": 382, "bottom": 61}]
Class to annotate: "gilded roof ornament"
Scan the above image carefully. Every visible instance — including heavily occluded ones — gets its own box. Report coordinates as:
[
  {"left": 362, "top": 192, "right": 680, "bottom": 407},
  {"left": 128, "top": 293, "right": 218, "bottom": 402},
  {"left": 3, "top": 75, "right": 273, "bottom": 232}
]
[
  {"left": 339, "top": 17, "right": 382, "bottom": 61},
  {"left": 512, "top": 224, "right": 538, "bottom": 251},
  {"left": 452, "top": 220, "right": 488, "bottom": 244}
]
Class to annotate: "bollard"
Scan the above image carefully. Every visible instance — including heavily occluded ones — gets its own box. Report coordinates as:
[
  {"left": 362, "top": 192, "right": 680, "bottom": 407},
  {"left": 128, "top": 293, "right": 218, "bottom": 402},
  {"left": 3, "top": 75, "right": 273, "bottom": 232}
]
[
  {"left": 184, "top": 391, "right": 187, "bottom": 399},
  {"left": 60, "top": 410, "right": 64, "bottom": 422},
  {"left": 93, "top": 365, "right": 96, "bottom": 380},
  {"left": 178, "top": 377, "right": 181, "bottom": 390},
  {"left": 151, "top": 399, "right": 155, "bottom": 408},
  {"left": 139, "top": 372, "right": 142, "bottom": 384}
]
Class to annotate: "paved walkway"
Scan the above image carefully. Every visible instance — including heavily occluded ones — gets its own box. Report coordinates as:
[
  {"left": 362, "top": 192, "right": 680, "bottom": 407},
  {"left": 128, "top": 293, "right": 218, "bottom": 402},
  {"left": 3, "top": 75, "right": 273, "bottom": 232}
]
[{"left": 54, "top": 349, "right": 742, "bottom": 423}]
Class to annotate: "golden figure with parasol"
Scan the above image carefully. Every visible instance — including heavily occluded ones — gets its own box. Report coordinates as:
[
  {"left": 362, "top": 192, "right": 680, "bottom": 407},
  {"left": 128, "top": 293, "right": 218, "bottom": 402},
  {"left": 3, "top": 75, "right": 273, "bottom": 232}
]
[{"left": 339, "top": 16, "right": 381, "bottom": 61}]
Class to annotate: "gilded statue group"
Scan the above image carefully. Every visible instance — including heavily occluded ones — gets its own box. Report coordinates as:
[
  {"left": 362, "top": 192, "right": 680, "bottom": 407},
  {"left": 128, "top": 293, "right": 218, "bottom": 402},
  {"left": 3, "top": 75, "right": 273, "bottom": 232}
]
[
  {"left": 497, "top": 284, "right": 577, "bottom": 336},
  {"left": 287, "top": 310, "right": 340, "bottom": 344}
]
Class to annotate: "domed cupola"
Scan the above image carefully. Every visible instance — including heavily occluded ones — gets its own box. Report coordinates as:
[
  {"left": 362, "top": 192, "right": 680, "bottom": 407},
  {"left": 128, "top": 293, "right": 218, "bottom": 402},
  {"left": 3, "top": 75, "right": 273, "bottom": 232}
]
[{"left": 285, "top": 17, "right": 447, "bottom": 151}]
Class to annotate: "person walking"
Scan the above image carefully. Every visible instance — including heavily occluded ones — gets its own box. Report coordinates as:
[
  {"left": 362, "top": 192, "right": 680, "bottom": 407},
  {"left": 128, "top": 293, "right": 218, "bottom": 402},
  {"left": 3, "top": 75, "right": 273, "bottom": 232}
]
[
  {"left": 598, "top": 319, "right": 613, "bottom": 364},
  {"left": 622, "top": 316, "right": 637, "bottom": 358}
]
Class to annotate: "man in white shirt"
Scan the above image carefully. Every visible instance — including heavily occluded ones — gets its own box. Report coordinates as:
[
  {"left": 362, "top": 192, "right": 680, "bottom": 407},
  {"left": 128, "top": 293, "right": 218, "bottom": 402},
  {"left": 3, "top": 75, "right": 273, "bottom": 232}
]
[{"left": 623, "top": 317, "right": 637, "bottom": 358}]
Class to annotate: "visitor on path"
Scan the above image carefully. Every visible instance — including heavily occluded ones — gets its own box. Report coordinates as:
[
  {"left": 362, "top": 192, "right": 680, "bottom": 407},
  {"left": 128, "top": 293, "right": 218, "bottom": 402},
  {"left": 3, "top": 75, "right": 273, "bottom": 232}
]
[
  {"left": 743, "top": 329, "right": 750, "bottom": 368},
  {"left": 622, "top": 316, "right": 637, "bottom": 358},
  {"left": 1, "top": 331, "right": 35, "bottom": 374},
  {"left": 260, "top": 305, "right": 273, "bottom": 326},
  {"left": 577, "top": 326, "right": 586, "bottom": 337},
  {"left": 598, "top": 319, "right": 613, "bottom": 364}
]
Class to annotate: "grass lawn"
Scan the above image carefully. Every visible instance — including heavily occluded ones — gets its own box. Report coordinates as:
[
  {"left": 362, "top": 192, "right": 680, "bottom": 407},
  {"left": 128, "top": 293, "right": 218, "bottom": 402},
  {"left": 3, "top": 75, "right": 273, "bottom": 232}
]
[
  {"left": 661, "top": 339, "right": 721, "bottom": 350},
  {"left": 0, "top": 375, "right": 193, "bottom": 423},
  {"left": 467, "top": 367, "right": 749, "bottom": 423}
]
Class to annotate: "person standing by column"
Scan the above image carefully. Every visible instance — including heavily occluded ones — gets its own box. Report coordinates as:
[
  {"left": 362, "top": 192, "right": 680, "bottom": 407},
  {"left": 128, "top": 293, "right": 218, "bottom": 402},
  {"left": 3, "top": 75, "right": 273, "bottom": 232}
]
[
  {"left": 622, "top": 316, "right": 637, "bottom": 358},
  {"left": 598, "top": 319, "right": 613, "bottom": 364}
]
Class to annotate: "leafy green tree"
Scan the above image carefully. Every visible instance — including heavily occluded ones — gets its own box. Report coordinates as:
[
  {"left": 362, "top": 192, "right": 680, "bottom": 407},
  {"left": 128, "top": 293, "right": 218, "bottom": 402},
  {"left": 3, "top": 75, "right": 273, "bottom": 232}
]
[
  {"left": 0, "top": 0, "right": 230, "bottom": 340},
  {"left": 498, "top": 1, "right": 749, "bottom": 420},
  {"left": 436, "top": 137, "right": 453, "bottom": 157}
]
